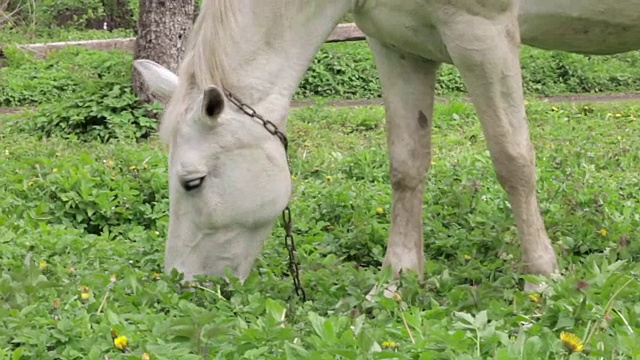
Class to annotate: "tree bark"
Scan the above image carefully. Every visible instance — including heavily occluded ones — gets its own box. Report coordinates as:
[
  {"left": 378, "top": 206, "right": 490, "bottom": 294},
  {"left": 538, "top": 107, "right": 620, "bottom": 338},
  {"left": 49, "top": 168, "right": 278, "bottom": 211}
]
[{"left": 132, "top": 0, "right": 194, "bottom": 103}]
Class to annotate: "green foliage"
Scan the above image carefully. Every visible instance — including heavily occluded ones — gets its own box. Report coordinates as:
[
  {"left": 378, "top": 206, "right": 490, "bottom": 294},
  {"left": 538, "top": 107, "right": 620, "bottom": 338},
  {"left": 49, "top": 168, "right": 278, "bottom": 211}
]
[
  {"left": 295, "top": 41, "right": 640, "bottom": 100},
  {"left": 1, "top": 46, "right": 160, "bottom": 142},
  {"left": 1, "top": 100, "right": 639, "bottom": 358},
  {"left": 296, "top": 42, "right": 382, "bottom": 100},
  {"left": 0, "top": 133, "right": 168, "bottom": 238},
  {"left": 2, "top": 0, "right": 137, "bottom": 41},
  {"left": 2, "top": 41, "right": 639, "bottom": 119},
  {"left": 521, "top": 49, "right": 640, "bottom": 96}
]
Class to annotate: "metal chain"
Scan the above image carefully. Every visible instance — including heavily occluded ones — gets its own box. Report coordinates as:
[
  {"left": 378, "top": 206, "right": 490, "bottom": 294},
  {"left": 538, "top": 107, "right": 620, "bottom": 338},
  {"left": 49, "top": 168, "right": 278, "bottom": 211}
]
[{"left": 222, "top": 88, "right": 307, "bottom": 301}]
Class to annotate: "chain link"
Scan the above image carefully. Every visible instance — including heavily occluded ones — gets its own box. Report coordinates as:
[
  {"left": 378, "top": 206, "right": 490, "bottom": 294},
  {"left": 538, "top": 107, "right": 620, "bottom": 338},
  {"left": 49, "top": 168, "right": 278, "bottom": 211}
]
[{"left": 223, "top": 87, "right": 305, "bottom": 301}]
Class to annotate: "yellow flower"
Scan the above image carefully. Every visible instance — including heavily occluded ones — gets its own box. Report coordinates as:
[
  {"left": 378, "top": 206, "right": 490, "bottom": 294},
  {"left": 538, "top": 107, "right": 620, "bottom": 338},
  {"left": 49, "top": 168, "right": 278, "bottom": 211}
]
[
  {"left": 598, "top": 228, "right": 608, "bottom": 236},
  {"left": 381, "top": 340, "right": 398, "bottom": 349},
  {"left": 141, "top": 353, "right": 151, "bottom": 360},
  {"left": 463, "top": 254, "right": 472, "bottom": 261},
  {"left": 375, "top": 207, "right": 384, "bottom": 215},
  {"left": 52, "top": 168, "right": 58, "bottom": 173},
  {"left": 113, "top": 335, "right": 128, "bottom": 351},
  {"left": 325, "top": 176, "right": 333, "bottom": 182},
  {"left": 528, "top": 294, "right": 540, "bottom": 303},
  {"left": 615, "top": 113, "right": 622, "bottom": 117},
  {"left": 551, "top": 106, "right": 559, "bottom": 112},
  {"left": 38, "top": 260, "right": 47, "bottom": 270},
  {"left": 152, "top": 272, "right": 160, "bottom": 280},
  {"left": 104, "top": 159, "right": 115, "bottom": 168},
  {"left": 560, "top": 331, "right": 584, "bottom": 353},
  {"left": 129, "top": 165, "right": 138, "bottom": 170},
  {"left": 79, "top": 286, "right": 90, "bottom": 301}
]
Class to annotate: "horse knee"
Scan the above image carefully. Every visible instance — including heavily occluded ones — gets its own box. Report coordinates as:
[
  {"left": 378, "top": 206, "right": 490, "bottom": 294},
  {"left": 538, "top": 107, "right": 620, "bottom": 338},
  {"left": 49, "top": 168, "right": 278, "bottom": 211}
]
[
  {"left": 492, "top": 146, "right": 536, "bottom": 194},
  {"left": 390, "top": 158, "right": 429, "bottom": 192}
]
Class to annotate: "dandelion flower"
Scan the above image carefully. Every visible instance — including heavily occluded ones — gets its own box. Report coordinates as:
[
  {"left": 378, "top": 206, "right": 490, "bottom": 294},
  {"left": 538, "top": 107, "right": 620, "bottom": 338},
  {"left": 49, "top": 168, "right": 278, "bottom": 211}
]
[
  {"left": 325, "top": 175, "right": 333, "bottom": 182},
  {"left": 79, "top": 286, "right": 90, "bottom": 301},
  {"left": 381, "top": 340, "right": 398, "bottom": 349},
  {"left": 141, "top": 353, "right": 151, "bottom": 360},
  {"left": 376, "top": 207, "right": 384, "bottom": 215},
  {"left": 551, "top": 106, "right": 559, "bottom": 112},
  {"left": 598, "top": 228, "right": 608, "bottom": 236},
  {"left": 463, "top": 254, "right": 472, "bottom": 261},
  {"left": 38, "top": 260, "right": 47, "bottom": 270},
  {"left": 560, "top": 331, "right": 584, "bottom": 353},
  {"left": 528, "top": 294, "right": 540, "bottom": 303},
  {"left": 113, "top": 335, "right": 128, "bottom": 351}
]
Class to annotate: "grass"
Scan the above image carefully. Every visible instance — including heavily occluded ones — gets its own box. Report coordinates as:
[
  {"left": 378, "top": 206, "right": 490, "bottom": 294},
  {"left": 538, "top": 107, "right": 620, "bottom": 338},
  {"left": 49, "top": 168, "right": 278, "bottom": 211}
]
[{"left": 0, "top": 99, "right": 639, "bottom": 359}]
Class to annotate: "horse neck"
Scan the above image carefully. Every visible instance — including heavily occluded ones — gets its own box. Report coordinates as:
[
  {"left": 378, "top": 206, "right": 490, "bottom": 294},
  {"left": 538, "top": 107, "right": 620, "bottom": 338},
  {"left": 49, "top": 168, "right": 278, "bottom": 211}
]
[{"left": 212, "top": 0, "right": 353, "bottom": 129}]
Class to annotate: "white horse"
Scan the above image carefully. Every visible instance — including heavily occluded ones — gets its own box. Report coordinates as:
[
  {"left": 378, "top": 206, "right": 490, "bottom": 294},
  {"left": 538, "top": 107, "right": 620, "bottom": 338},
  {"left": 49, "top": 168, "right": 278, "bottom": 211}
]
[{"left": 133, "top": 0, "right": 640, "bottom": 291}]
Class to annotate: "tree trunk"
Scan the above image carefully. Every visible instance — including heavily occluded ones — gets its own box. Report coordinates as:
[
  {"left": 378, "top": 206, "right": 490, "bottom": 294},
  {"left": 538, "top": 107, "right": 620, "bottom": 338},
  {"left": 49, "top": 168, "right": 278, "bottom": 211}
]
[{"left": 132, "top": 0, "right": 194, "bottom": 103}]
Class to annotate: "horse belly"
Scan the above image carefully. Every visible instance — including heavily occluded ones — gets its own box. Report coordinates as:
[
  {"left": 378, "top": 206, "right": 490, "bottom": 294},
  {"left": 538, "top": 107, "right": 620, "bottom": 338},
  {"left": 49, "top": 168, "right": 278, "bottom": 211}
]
[{"left": 519, "top": 0, "right": 640, "bottom": 54}]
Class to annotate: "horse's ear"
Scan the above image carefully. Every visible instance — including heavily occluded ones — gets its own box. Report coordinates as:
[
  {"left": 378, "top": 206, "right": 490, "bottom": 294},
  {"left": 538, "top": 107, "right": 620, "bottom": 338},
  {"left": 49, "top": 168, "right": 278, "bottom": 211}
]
[
  {"left": 202, "top": 86, "right": 225, "bottom": 120},
  {"left": 133, "top": 59, "right": 178, "bottom": 101}
]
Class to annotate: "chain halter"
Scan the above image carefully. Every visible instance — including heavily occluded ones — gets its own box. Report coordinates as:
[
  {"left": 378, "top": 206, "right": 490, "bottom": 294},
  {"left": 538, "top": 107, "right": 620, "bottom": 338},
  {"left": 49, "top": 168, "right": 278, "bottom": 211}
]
[{"left": 222, "top": 88, "right": 307, "bottom": 302}]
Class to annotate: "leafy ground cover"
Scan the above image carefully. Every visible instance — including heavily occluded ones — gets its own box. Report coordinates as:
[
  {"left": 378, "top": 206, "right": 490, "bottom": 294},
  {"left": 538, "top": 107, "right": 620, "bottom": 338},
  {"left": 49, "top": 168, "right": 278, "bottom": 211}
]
[
  {"left": 1, "top": 100, "right": 639, "bottom": 359},
  {"left": 2, "top": 44, "right": 640, "bottom": 113}
]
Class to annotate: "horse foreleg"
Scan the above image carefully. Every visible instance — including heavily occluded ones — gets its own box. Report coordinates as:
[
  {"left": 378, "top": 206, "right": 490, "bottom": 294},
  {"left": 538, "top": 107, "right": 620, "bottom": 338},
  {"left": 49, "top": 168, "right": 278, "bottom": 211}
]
[
  {"left": 368, "top": 37, "right": 440, "bottom": 291},
  {"left": 439, "top": 9, "right": 558, "bottom": 289}
]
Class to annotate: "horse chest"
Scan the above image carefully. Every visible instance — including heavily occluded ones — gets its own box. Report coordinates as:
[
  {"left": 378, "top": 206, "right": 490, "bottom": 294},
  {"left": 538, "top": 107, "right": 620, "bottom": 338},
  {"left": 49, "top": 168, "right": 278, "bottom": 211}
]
[{"left": 353, "top": 1, "right": 454, "bottom": 63}]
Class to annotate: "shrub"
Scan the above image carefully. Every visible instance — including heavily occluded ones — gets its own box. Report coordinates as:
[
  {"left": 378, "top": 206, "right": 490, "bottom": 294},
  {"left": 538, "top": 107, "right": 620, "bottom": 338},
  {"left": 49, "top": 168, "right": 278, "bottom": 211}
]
[{"left": 1, "top": 46, "right": 160, "bottom": 142}]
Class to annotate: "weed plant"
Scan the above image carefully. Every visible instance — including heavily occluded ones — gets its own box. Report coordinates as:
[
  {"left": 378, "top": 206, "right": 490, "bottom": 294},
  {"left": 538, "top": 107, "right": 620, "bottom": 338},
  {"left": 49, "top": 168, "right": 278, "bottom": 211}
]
[{"left": 1, "top": 101, "right": 638, "bottom": 358}]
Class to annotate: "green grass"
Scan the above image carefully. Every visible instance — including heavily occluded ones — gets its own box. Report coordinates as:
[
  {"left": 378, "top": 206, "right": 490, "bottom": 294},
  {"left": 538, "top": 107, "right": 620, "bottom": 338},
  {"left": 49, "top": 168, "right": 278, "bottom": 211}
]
[{"left": 1, "top": 100, "right": 639, "bottom": 359}]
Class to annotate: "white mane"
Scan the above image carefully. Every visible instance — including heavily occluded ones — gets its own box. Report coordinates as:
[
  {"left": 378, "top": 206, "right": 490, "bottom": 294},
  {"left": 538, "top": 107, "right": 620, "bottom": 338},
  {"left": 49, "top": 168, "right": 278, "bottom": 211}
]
[{"left": 159, "top": 0, "right": 291, "bottom": 143}]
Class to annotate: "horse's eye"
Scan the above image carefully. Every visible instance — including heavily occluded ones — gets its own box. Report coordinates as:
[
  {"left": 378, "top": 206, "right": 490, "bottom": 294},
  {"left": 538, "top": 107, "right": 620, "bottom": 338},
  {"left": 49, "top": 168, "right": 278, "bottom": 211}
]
[{"left": 182, "top": 176, "right": 205, "bottom": 191}]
